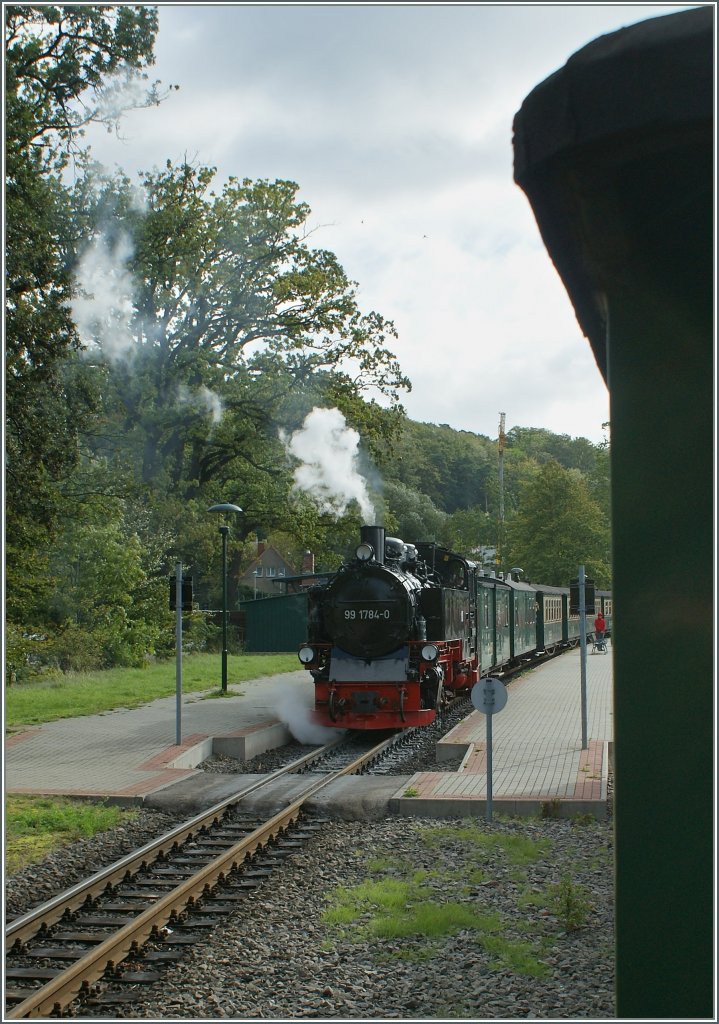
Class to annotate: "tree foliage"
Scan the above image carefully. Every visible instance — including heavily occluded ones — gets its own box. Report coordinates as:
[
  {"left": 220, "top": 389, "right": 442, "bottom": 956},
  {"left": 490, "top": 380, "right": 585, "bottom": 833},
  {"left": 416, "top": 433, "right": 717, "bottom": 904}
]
[
  {"left": 71, "top": 163, "right": 409, "bottom": 508},
  {"left": 503, "top": 460, "right": 611, "bottom": 587},
  {"left": 5, "top": 4, "right": 165, "bottom": 616},
  {"left": 383, "top": 420, "right": 493, "bottom": 514},
  {"left": 5, "top": 5, "right": 163, "bottom": 165}
]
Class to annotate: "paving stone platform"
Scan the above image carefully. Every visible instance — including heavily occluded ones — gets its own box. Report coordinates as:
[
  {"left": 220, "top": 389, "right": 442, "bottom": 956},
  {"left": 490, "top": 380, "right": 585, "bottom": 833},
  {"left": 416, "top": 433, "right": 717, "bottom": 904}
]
[
  {"left": 4, "top": 649, "right": 613, "bottom": 819},
  {"left": 394, "top": 644, "right": 613, "bottom": 819}
]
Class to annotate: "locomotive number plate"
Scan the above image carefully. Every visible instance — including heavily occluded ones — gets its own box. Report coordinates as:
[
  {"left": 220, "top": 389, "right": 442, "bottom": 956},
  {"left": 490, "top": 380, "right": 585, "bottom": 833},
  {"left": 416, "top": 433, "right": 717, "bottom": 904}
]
[{"left": 343, "top": 607, "right": 392, "bottom": 620}]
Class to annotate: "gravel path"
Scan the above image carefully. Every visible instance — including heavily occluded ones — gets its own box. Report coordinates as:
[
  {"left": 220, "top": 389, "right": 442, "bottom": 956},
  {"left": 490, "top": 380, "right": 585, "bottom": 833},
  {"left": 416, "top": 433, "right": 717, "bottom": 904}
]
[{"left": 6, "top": 805, "right": 615, "bottom": 1019}]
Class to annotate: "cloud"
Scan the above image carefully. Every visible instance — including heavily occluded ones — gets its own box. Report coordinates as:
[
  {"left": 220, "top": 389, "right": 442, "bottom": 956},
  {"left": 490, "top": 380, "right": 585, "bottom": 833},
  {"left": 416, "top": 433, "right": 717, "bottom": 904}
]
[{"left": 77, "top": 4, "right": 680, "bottom": 444}]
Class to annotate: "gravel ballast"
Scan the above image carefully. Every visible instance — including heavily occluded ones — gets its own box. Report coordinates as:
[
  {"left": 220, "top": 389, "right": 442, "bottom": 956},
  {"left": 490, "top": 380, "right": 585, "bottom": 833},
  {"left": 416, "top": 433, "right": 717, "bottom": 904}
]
[{"left": 6, "top": 806, "right": 615, "bottom": 1019}]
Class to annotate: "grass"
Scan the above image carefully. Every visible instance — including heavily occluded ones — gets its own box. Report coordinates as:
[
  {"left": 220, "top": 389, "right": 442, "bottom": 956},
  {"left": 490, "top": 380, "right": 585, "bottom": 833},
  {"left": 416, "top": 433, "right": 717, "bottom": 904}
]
[
  {"left": 5, "top": 652, "right": 300, "bottom": 730},
  {"left": 321, "top": 850, "right": 551, "bottom": 978},
  {"left": 323, "top": 877, "right": 502, "bottom": 939},
  {"left": 420, "top": 822, "right": 552, "bottom": 865},
  {"left": 5, "top": 653, "right": 301, "bottom": 870},
  {"left": 6, "top": 795, "right": 138, "bottom": 874},
  {"left": 481, "top": 934, "right": 549, "bottom": 976}
]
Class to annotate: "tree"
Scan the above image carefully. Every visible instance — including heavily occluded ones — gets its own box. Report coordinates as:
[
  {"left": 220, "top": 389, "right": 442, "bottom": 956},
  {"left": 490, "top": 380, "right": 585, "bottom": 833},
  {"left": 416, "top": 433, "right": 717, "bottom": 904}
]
[
  {"left": 504, "top": 459, "right": 611, "bottom": 586},
  {"left": 5, "top": 5, "right": 165, "bottom": 624},
  {"left": 5, "top": 5, "right": 163, "bottom": 165},
  {"left": 441, "top": 505, "right": 495, "bottom": 555},
  {"left": 382, "top": 480, "right": 447, "bottom": 542},
  {"left": 383, "top": 420, "right": 493, "bottom": 514},
  {"left": 71, "top": 163, "right": 410, "bottom": 502}
]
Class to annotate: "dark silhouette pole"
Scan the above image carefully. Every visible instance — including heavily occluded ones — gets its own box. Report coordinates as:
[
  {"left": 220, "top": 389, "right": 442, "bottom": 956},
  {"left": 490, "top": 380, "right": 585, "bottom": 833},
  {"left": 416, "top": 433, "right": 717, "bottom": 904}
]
[{"left": 207, "top": 503, "right": 242, "bottom": 692}]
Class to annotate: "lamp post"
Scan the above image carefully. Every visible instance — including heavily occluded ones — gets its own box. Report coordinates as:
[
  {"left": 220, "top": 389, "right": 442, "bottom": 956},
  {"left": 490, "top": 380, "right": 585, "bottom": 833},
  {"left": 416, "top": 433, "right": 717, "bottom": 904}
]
[
  {"left": 253, "top": 569, "right": 259, "bottom": 600},
  {"left": 207, "top": 503, "right": 243, "bottom": 692}
]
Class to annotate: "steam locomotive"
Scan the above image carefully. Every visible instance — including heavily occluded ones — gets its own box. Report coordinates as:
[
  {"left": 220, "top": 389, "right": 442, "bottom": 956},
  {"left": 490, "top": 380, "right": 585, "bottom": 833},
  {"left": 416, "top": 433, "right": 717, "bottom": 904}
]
[{"left": 297, "top": 525, "right": 611, "bottom": 730}]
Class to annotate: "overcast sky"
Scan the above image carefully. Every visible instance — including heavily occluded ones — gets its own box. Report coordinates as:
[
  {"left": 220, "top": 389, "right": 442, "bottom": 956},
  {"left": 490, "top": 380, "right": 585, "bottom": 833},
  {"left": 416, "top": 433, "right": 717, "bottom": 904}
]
[{"left": 79, "top": 2, "right": 700, "bottom": 445}]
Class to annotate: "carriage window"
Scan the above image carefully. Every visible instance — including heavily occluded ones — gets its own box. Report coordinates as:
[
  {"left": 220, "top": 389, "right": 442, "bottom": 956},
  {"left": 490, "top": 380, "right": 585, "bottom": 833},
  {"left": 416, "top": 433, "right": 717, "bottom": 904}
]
[{"left": 546, "top": 597, "right": 560, "bottom": 622}]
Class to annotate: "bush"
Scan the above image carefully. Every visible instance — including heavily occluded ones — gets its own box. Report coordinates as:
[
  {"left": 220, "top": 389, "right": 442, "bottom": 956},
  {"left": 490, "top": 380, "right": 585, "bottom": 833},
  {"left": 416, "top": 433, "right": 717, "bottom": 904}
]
[
  {"left": 550, "top": 874, "right": 593, "bottom": 932},
  {"left": 46, "top": 622, "right": 108, "bottom": 673},
  {"left": 4, "top": 624, "right": 54, "bottom": 684},
  {"left": 182, "top": 612, "right": 220, "bottom": 654}
]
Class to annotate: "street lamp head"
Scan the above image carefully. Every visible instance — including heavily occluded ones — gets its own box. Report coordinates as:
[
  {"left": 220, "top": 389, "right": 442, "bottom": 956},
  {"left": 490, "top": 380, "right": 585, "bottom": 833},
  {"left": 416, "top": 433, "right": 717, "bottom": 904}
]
[{"left": 207, "top": 503, "right": 243, "bottom": 515}]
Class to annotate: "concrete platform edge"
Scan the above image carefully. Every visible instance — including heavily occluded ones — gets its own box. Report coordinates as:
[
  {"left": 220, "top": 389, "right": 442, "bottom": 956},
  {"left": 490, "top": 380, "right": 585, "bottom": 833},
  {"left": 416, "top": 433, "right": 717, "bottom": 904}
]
[{"left": 391, "top": 794, "right": 607, "bottom": 821}]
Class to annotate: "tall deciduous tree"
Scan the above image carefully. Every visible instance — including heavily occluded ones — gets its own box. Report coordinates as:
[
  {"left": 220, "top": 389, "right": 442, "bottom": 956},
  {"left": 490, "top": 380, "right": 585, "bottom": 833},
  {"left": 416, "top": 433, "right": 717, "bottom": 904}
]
[
  {"left": 71, "top": 163, "right": 410, "bottom": 502},
  {"left": 504, "top": 459, "right": 611, "bottom": 586},
  {"left": 5, "top": 5, "right": 163, "bottom": 162},
  {"left": 5, "top": 5, "right": 165, "bottom": 624}
]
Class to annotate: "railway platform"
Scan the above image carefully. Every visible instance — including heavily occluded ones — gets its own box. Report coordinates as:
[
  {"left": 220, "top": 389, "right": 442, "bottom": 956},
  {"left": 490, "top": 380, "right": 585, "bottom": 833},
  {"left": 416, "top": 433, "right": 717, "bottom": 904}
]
[
  {"left": 394, "top": 644, "right": 613, "bottom": 820},
  {"left": 4, "top": 647, "right": 613, "bottom": 820}
]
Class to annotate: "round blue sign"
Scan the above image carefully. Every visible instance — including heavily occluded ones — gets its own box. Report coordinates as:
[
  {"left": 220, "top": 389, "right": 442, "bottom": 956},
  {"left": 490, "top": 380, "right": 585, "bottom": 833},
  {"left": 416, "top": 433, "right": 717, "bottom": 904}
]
[{"left": 471, "top": 677, "right": 508, "bottom": 715}]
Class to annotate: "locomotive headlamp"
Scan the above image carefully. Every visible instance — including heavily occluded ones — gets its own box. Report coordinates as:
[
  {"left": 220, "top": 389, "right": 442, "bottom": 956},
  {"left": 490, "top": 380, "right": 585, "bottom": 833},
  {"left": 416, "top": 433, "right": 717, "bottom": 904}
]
[
  {"left": 355, "top": 542, "right": 374, "bottom": 562},
  {"left": 298, "top": 646, "right": 316, "bottom": 665},
  {"left": 421, "top": 643, "right": 439, "bottom": 662}
]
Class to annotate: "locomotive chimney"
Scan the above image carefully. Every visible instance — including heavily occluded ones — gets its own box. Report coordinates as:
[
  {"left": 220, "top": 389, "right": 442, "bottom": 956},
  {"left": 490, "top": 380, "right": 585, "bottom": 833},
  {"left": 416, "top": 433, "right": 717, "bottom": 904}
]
[{"left": 360, "top": 525, "right": 385, "bottom": 564}]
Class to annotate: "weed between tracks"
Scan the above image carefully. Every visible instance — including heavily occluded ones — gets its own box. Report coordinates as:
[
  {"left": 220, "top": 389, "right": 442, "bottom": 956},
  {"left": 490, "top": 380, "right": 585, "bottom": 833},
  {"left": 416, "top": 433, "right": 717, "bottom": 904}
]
[{"left": 320, "top": 819, "right": 601, "bottom": 979}]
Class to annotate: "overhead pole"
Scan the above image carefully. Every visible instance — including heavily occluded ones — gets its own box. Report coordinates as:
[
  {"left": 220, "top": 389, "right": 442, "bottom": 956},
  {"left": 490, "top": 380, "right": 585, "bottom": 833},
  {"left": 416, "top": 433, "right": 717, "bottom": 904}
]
[{"left": 498, "top": 412, "right": 506, "bottom": 567}]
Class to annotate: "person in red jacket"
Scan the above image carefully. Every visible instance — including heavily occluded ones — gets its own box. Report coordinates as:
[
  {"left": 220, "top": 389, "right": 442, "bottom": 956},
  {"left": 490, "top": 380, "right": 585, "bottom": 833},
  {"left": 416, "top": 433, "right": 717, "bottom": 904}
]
[{"left": 594, "top": 612, "right": 606, "bottom": 643}]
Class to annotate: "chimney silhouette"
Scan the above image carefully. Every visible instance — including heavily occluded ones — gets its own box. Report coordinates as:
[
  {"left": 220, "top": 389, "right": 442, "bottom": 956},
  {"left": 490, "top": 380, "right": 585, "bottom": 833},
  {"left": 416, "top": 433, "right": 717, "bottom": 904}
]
[{"left": 301, "top": 551, "right": 315, "bottom": 574}]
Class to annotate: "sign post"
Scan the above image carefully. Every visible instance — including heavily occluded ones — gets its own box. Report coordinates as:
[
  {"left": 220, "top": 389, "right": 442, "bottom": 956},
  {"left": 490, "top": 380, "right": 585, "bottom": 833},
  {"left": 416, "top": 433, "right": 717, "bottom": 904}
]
[
  {"left": 570, "top": 569, "right": 594, "bottom": 750},
  {"left": 168, "top": 569, "right": 191, "bottom": 745},
  {"left": 175, "top": 563, "right": 183, "bottom": 745},
  {"left": 471, "top": 677, "right": 508, "bottom": 821},
  {"left": 571, "top": 567, "right": 590, "bottom": 750},
  {"left": 170, "top": 567, "right": 193, "bottom": 746}
]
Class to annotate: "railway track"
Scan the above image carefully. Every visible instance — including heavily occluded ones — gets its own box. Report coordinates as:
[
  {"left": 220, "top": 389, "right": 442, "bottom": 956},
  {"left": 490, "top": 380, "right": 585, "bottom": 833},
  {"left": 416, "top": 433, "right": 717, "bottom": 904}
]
[
  {"left": 4, "top": 731, "right": 404, "bottom": 1019},
  {"left": 5, "top": 652, "right": 567, "bottom": 1018}
]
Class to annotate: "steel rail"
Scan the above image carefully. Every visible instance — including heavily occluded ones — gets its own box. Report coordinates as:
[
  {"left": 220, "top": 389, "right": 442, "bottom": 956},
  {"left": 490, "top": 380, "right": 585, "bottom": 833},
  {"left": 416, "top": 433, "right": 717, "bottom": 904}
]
[
  {"left": 6, "top": 737, "right": 344, "bottom": 948},
  {"left": 5, "top": 734, "right": 394, "bottom": 1020}
]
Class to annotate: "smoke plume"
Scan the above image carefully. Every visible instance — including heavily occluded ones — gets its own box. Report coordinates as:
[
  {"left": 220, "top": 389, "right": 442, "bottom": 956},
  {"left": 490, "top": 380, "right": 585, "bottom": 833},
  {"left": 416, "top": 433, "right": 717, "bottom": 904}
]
[
  {"left": 272, "top": 682, "right": 345, "bottom": 744},
  {"left": 177, "top": 384, "right": 224, "bottom": 425},
  {"left": 281, "top": 407, "right": 376, "bottom": 522},
  {"left": 71, "top": 231, "right": 137, "bottom": 363}
]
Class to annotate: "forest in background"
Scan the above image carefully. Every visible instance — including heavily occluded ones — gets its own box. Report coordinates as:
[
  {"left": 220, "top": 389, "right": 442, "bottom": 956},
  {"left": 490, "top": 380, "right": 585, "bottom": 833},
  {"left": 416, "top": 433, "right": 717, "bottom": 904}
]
[{"left": 5, "top": 7, "right": 611, "bottom": 681}]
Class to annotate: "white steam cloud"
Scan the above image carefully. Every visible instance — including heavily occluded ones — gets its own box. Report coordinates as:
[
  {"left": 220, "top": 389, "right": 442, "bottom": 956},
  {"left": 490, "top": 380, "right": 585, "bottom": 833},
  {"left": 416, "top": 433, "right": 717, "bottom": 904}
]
[
  {"left": 272, "top": 682, "right": 346, "bottom": 745},
  {"left": 94, "top": 69, "right": 157, "bottom": 125},
  {"left": 71, "top": 232, "right": 137, "bottom": 362},
  {"left": 281, "top": 407, "right": 376, "bottom": 523},
  {"left": 178, "top": 384, "right": 224, "bottom": 424}
]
